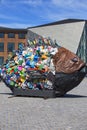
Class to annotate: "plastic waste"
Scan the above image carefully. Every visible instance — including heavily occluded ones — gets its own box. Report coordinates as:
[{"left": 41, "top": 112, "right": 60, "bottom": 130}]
[{"left": 1, "top": 37, "right": 86, "bottom": 96}]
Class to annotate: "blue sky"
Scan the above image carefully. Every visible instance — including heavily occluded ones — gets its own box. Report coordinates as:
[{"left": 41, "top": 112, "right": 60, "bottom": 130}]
[{"left": 0, "top": 0, "right": 87, "bottom": 28}]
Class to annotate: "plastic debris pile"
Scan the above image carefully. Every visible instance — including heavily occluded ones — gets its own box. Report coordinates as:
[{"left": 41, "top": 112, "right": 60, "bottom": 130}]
[{"left": 1, "top": 37, "right": 59, "bottom": 90}]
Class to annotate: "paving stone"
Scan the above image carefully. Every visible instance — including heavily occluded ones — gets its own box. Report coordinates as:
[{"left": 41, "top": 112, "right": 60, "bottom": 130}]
[{"left": 0, "top": 78, "right": 87, "bottom": 130}]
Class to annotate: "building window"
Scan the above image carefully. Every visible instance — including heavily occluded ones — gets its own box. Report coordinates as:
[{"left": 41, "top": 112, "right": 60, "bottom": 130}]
[
  {"left": 0, "top": 32, "right": 4, "bottom": 38},
  {"left": 7, "top": 42, "right": 15, "bottom": 52},
  {"left": 0, "top": 42, "right": 4, "bottom": 52},
  {"left": 18, "top": 33, "right": 26, "bottom": 39},
  {"left": 8, "top": 33, "right": 15, "bottom": 38},
  {"left": 0, "top": 56, "right": 4, "bottom": 65}
]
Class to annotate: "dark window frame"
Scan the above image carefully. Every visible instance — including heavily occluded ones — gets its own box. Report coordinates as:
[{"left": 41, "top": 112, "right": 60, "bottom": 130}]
[
  {"left": 18, "top": 33, "right": 26, "bottom": 39},
  {"left": 0, "top": 32, "right": 4, "bottom": 38},
  {"left": 7, "top": 42, "right": 15, "bottom": 52},
  {"left": 8, "top": 33, "right": 15, "bottom": 38},
  {"left": 0, "top": 42, "right": 4, "bottom": 52},
  {"left": 0, "top": 56, "right": 4, "bottom": 65}
]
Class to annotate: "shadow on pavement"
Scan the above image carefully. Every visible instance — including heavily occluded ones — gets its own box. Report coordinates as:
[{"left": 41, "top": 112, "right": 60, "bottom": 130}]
[
  {"left": 61, "top": 93, "right": 87, "bottom": 98},
  {"left": 0, "top": 92, "right": 13, "bottom": 95},
  {"left": 0, "top": 92, "right": 87, "bottom": 99}
]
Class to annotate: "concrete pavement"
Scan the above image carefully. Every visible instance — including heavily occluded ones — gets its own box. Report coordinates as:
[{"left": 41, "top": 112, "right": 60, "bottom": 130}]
[{"left": 0, "top": 78, "right": 87, "bottom": 130}]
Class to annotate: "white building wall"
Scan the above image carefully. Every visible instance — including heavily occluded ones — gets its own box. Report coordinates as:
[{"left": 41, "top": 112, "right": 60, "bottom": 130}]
[{"left": 29, "top": 21, "right": 85, "bottom": 53}]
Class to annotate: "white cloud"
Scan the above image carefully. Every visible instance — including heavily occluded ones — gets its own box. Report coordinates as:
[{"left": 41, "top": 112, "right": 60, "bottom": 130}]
[
  {"left": 43, "top": 0, "right": 87, "bottom": 21},
  {"left": 0, "top": 0, "right": 87, "bottom": 29},
  {"left": 45, "top": 9, "right": 87, "bottom": 22},
  {"left": 0, "top": 14, "right": 22, "bottom": 21},
  {"left": 22, "top": 0, "right": 42, "bottom": 5},
  {"left": 51, "top": 0, "right": 87, "bottom": 9},
  {"left": 0, "top": 22, "right": 33, "bottom": 28},
  {"left": 47, "top": 13, "right": 66, "bottom": 21},
  {"left": 52, "top": 0, "right": 74, "bottom": 6},
  {"left": 1, "top": 0, "right": 43, "bottom": 6}
]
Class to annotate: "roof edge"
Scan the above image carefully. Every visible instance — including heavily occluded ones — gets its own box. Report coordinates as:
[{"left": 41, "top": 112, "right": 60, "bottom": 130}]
[
  {"left": 28, "top": 18, "right": 86, "bottom": 29},
  {"left": 0, "top": 26, "right": 27, "bottom": 31}
]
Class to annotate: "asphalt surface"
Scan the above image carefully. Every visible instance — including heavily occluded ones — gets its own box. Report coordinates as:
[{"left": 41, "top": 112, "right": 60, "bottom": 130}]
[{"left": 0, "top": 78, "right": 87, "bottom": 130}]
